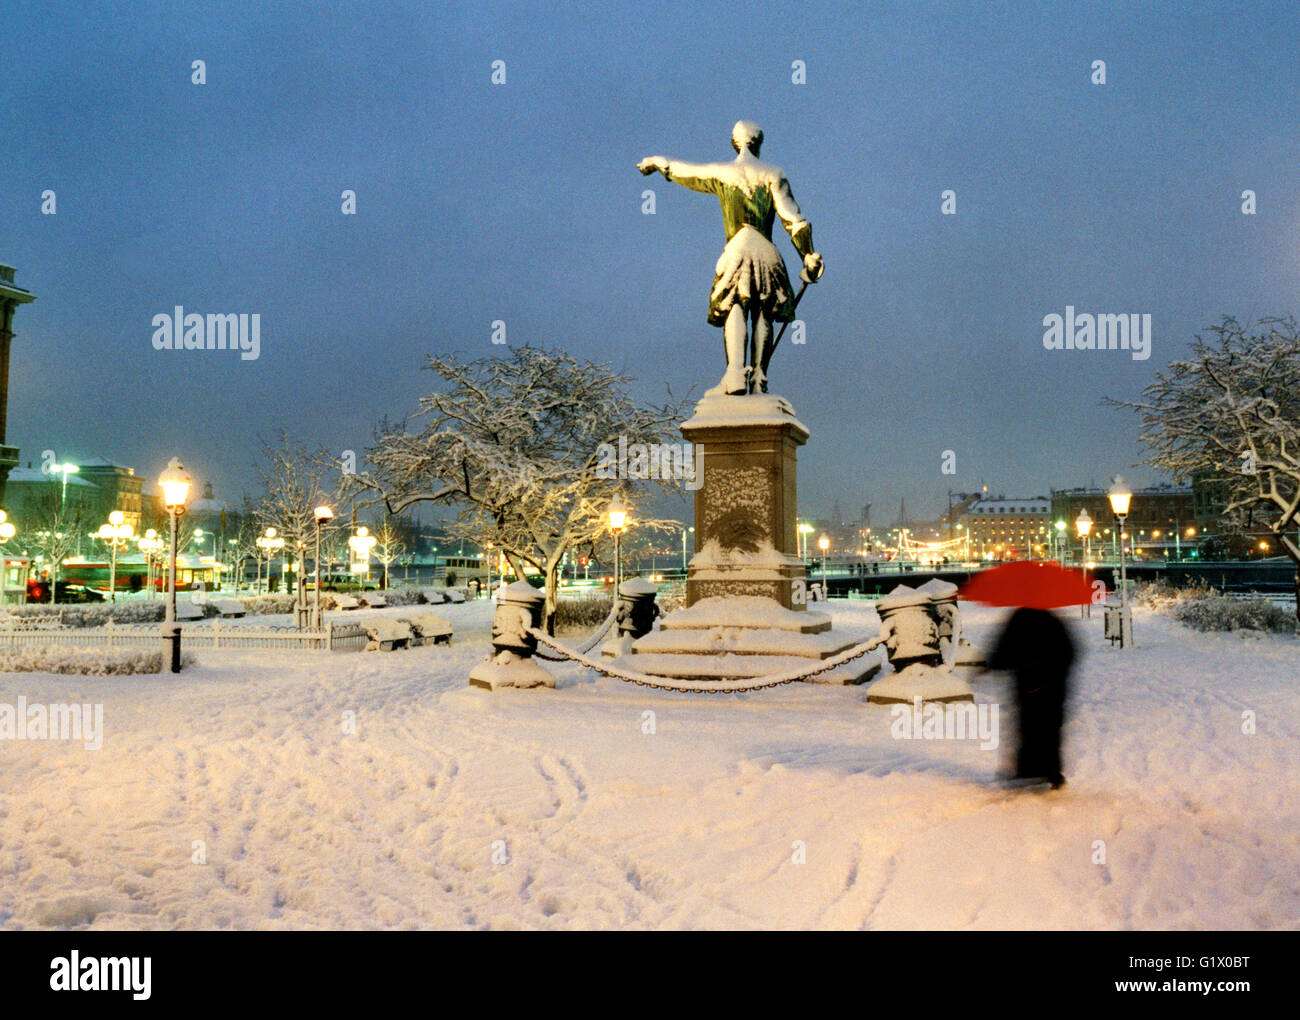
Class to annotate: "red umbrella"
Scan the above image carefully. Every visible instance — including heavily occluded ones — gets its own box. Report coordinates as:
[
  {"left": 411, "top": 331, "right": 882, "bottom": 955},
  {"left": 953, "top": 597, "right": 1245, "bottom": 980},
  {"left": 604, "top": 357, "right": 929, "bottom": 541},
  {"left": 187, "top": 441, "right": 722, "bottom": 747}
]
[{"left": 958, "top": 560, "right": 1098, "bottom": 609}]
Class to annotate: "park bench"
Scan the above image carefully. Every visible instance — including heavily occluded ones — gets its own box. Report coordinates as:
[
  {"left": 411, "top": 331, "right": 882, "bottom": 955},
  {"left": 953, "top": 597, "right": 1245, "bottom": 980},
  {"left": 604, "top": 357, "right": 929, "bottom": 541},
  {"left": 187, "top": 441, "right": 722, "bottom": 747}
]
[
  {"left": 331, "top": 594, "right": 361, "bottom": 611},
  {"left": 359, "top": 592, "right": 387, "bottom": 608},
  {"left": 174, "top": 602, "right": 205, "bottom": 621},
  {"left": 362, "top": 617, "right": 412, "bottom": 652},
  {"left": 398, "top": 612, "right": 453, "bottom": 646},
  {"left": 422, "top": 589, "right": 447, "bottom": 604},
  {"left": 444, "top": 589, "right": 466, "bottom": 604},
  {"left": 211, "top": 599, "right": 246, "bottom": 618}
]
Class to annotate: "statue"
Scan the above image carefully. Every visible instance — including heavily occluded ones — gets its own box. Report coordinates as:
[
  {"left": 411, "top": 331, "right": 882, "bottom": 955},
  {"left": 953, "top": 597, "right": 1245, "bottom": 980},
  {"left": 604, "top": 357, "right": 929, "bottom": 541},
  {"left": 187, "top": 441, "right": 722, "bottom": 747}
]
[{"left": 638, "top": 121, "right": 824, "bottom": 396}]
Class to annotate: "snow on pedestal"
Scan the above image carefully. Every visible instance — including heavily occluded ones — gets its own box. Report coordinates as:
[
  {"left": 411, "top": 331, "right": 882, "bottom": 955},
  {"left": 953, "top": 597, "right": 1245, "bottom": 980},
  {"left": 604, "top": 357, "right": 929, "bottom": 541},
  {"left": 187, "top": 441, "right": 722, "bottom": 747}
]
[{"left": 469, "top": 580, "right": 555, "bottom": 691}]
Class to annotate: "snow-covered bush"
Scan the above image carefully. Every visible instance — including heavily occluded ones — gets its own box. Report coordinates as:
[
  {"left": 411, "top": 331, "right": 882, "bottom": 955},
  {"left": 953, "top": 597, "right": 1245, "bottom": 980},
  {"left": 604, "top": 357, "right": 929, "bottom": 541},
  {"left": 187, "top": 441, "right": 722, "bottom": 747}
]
[
  {"left": 0, "top": 645, "right": 197, "bottom": 675},
  {"left": 1170, "top": 596, "right": 1295, "bottom": 634},
  {"left": 1134, "top": 578, "right": 1216, "bottom": 611},
  {"left": 381, "top": 588, "right": 426, "bottom": 607},
  {"left": 237, "top": 593, "right": 298, "bottom": 615},
  {"left": 555, "top": 596, "right": 613, "bottom": 631},
  {"left": 0, "top": 602, "right": 170, "bottom": 628}
]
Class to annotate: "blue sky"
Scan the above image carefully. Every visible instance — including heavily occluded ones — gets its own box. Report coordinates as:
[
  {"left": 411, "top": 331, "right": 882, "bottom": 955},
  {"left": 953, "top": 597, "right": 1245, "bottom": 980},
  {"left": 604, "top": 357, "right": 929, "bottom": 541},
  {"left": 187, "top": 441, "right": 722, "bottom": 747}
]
[{"left": 3, "top": 0, "right": 1298, "bottom": 526}]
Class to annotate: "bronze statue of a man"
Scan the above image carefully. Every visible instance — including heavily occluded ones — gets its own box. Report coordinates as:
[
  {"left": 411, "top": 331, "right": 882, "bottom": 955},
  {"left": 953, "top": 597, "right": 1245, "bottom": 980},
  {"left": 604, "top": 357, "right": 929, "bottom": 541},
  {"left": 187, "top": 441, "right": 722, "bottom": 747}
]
[{"left": 639, "top": 121, "right": 823, "bottom": 396}]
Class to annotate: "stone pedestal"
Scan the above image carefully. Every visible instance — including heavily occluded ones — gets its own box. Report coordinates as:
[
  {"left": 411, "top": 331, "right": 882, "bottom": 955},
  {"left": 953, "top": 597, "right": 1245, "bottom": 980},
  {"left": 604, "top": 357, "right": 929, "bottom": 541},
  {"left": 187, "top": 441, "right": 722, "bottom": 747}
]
[{"left": 680, "top": 393, "right": 808, "bottom": 611}]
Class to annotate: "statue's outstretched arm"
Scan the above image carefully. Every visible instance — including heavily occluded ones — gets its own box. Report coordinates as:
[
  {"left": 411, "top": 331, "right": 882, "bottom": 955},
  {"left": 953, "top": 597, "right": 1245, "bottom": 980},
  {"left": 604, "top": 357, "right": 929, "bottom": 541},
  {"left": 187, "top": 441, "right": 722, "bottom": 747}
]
[
  {"left": 636, "top": 156, "right": 720, "bottom": 195},
  {"left": 775, "top": 174, "right": 823, "bottom": 281}
]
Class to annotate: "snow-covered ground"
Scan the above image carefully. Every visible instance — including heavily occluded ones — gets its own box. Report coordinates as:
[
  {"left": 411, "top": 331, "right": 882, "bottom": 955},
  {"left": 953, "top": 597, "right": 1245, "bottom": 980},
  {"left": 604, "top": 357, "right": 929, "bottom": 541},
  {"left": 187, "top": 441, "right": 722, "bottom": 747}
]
[{"left": 0, "top": 599, "right": 1296, "bottom": 930}]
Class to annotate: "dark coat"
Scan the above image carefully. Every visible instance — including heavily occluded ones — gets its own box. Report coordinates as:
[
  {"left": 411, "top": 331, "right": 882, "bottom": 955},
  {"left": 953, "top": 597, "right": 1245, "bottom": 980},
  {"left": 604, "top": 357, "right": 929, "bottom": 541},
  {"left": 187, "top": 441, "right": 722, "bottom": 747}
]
[{"left": 989, "top": 608, "right": 1076, "bottom": 784}]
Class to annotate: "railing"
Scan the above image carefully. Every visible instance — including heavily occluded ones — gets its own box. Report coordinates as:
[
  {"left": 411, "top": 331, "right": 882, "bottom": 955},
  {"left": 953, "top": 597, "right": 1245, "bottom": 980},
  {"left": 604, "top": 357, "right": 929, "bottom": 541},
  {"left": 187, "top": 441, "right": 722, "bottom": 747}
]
[{"left": 0, "top": 620, "right": 369, "bottom": 652}]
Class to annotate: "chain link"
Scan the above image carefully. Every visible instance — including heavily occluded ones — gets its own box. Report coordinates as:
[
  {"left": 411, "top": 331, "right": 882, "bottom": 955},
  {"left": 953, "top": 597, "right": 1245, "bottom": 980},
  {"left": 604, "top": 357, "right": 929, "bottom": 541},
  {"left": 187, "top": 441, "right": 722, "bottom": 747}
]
[{"left": 528, "top": 627, "right": 886, "bottom": 694}]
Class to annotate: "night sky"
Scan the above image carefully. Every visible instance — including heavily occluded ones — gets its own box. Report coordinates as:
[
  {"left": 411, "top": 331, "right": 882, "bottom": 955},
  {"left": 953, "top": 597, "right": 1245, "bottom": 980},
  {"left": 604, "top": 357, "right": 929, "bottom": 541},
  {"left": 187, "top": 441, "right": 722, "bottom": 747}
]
[{"left": 3, "top": 0, "right": 1297, "bottom": 526}]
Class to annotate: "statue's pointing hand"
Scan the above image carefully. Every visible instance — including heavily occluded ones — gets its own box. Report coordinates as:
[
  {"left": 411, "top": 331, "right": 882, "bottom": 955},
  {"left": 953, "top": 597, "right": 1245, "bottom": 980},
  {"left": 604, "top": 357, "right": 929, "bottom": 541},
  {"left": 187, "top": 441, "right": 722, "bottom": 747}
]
[
  {"left": 801, "top": 252, "right": 825, "bottom": 284},
  {"left": 637, "top": 156, "right": 669, "bottom": 177}
]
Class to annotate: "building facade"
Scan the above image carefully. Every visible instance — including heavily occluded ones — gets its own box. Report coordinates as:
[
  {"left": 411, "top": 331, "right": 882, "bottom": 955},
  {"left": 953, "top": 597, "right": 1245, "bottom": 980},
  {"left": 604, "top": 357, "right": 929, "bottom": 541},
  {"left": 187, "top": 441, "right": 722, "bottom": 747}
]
[{"left": 958, "top": 496, "right": 1051, "bottom": 559}]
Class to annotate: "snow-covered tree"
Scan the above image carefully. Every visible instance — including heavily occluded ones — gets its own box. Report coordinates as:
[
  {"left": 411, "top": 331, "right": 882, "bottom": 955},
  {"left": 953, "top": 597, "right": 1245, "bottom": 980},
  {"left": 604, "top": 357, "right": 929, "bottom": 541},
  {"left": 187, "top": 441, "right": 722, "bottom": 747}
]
[
  {"left": 1110, "top": 316, "right": 1300, "bottom": 621},
  {"left": 252, "top": 432, "right": 343, "bottom": 617},
  {"left": 23, "top": 481, "right": 88, "bottom": 602},
  {"left": 350, "top": 345, "right": 688, "bottom": 632},
  {"left": 371, "top": 517, "right": 405, "bottom": 589}
]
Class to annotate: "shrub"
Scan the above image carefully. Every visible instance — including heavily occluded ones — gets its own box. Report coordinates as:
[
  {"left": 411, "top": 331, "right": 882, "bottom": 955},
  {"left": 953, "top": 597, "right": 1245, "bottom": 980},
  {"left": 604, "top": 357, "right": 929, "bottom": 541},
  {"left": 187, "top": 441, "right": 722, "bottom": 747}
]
[
  {"left": 0, "top": 602, "right": 169, "bottom": 628},
  {"left": 555, "top": 596, "right": 614, "bottom": 631},
  {"left": 1134, "top": 577, "right": 1216, "bottom": 610},
  {"left": 1170, "top": 595, "right": 1295, "bottom": 634},
  {"left": 0, "top": 645, "right": 197, "bottom": 675}
]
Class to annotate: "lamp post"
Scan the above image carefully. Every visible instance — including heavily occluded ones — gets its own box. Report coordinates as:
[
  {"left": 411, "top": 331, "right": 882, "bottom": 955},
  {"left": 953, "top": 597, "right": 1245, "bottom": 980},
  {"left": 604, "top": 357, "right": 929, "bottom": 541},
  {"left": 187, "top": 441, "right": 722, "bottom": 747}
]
[
  {"left": 138, "top": 529, "right": 162, "bottom": 599},
  {"left": 348, "top": 526, "right": 376, "bottom": 590},
  {"left": 1108, "top": 477, "right": 1132, "bottom": 648},
  {"left": 608, "top": 499, "right": 630, "bottom": 589},
  {"left": 0, "top": 512, "right": 14, "bottom": 606},
  {"left": 313, "top": 505, "right": 333, "bottom": 630},
  {"left": 256, "top": 528, "right": 284, "bottom": 595},
  {"left": 158, "top": 458, "right": 192, "bottom": 673},
  {"left": 681, "top": 525, "right": 694, "bottom": 572},
  {"left": 97, "top": 510, "right": 134, "bottom": 602},
  {"left": 798, "top": 522, "right": 813, "bottom": 564},
  {"left": 818, "top": 533, "right": 830, "bottom": 599},
  {"left": 1075, "top": 509, "right": 1093, "bottom": 618},
  {"left": 484, "top": 541, "right": 494, "bottom": 601}
]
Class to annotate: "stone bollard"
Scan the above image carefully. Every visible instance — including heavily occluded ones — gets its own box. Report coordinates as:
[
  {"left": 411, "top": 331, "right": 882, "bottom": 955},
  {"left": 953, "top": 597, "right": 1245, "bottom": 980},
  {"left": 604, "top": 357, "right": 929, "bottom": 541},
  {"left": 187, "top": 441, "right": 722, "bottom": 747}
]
[
  {"left": 865, "top": 583, "right": 973, "bottom": 705},
  {"left": 875, "top": 585, "right": 943, "bottom": 671},
  {"left": 602, "top": 577, "right": 660, "bottom": 658},
  {"left": 916, "top": 578, "right": 960, "bottom": 664},
  {"left": 469, "top": 580, "right": 555, "bottom": 690}
]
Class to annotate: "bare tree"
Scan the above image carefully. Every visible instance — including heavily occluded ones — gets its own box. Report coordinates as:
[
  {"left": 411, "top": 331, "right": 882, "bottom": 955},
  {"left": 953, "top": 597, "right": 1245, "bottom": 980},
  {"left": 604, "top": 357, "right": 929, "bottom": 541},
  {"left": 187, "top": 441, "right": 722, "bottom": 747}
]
[
  {"left": 371, "top": 516, "right": 406, "bottom": 589},
  {"left": 1108, "top": 316, "right": 1300, "bottom": 621},
  {"left": 23, "top": 481, "right": 89, "bottom": 602},
  {"left": 253, "top": 431, "right": 343, "bottom": 619},
  {"left": 349, "top": 345, "right": 689, "bottom": 633}
]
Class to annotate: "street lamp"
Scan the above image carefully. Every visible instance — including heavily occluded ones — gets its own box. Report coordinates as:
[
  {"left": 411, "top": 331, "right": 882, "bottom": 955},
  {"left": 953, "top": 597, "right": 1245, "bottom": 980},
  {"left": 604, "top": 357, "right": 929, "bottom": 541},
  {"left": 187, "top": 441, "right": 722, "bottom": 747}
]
[
  {"left": 818, "top": 533, "right": 830, "bottom": 598},
  {"left": 608, "top": 498, "right": 630, "bottom": 589},
  {"left": 1107, "top": 477, "right": 1132, "bottom": 648},
  {"left": 798, "top": 522, "right": 814, "bottom": 563},
  {"left": 681, "top": 525, "right": 694, "bottom": 572},
  {"left": 484, "top": 540, "right": 495, "bottom": 600},
  {"left": 97, "top": 510, "right": 135, "bottom": 602},
  {"left": 138, "top": 529, "right": 162, "bottom": 599},
  {"left": 1075, "top": 509, "right": 1093, "bottom": 618},
  {"left": 313, "top": 505, "right": 333, "bottom": 630},
  {"left": 348, "top": 526, "right": 376, "bottom": 590},
  {"left": 256, "top": 527, "right": 284, "bottom": 594},
  {"left": 158, "top": 458, "right": 192, "bottom": 673}
]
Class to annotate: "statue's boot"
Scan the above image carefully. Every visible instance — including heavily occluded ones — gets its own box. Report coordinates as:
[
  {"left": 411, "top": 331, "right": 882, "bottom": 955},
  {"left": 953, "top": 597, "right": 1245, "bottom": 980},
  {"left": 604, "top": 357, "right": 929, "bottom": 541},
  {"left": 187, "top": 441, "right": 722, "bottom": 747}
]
[
  {"left": 706, "top": 365, "right": 750, "bottom": 396},
  {"left": 750, "top": 365, "right": 768, "bottom": 394}
]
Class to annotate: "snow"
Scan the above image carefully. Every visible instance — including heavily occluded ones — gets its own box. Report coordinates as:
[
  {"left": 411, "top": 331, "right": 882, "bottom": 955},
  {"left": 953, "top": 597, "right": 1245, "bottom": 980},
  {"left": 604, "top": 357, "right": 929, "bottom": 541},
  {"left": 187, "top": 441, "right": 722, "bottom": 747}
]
[
  {"left": 681, "top": 392, "right": 809, "bottom": 436},
  {"left": 659, "top": 595, "right": 830, "bottom": 633},
  {"left": 0, "top": 598, "right": 1296, "bottom": 929}
]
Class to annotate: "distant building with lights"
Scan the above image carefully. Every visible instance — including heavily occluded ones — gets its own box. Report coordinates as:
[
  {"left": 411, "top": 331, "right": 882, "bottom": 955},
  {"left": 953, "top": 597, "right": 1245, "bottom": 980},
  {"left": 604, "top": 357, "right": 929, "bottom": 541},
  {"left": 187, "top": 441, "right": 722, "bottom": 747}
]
[{"left": 957, "top": 495, "right": 1051, "bottom": 558}]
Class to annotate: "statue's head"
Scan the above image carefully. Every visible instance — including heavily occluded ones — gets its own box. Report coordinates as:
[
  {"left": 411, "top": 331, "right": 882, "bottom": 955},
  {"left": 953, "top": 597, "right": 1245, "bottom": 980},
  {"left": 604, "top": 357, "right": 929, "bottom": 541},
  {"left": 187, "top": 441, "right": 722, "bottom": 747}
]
[{"left": 730, "top": 120, "right": 763, "bottom": 156}]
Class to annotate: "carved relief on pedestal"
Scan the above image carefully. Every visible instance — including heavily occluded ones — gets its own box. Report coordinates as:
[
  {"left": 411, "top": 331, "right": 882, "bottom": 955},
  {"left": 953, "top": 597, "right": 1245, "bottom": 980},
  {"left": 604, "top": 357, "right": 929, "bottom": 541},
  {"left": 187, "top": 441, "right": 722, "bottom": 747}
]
[{"left": 701, "top": 465, "right": 773, "bottom": 553}]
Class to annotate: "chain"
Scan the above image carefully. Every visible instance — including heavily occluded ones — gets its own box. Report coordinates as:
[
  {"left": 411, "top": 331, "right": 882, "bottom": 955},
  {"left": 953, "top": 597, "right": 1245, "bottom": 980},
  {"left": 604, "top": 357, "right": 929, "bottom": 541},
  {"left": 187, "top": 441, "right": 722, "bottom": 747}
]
[
  {"left": 533, "top": 604, "right": 619, "bottom": 661},
  {"left": 527, "top": 628, "right": 886, "bottom": 694}
]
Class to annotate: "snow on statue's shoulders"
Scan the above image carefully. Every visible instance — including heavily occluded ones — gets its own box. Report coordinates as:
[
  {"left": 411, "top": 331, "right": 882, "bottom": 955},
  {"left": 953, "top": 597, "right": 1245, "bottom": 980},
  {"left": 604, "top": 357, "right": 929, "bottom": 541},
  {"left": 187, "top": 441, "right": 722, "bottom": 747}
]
[
  {"left": 682, "top": 392, "right": 808, "bottom": 434},
  {"left": 695, "top": 155, "right": 786, "bottom": 195}
]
